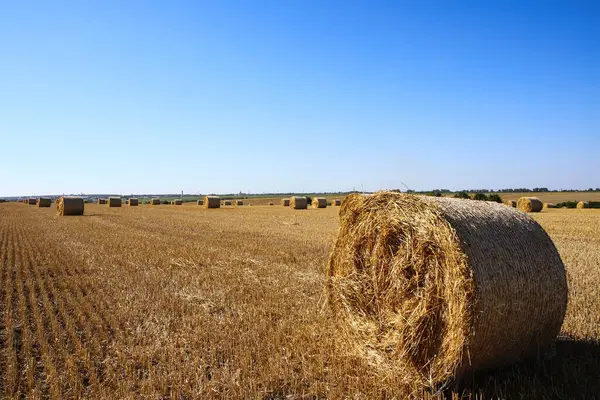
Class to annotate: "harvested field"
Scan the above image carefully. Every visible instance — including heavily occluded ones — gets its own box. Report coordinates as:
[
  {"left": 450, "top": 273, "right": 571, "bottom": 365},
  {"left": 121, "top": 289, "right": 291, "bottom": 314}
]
[{"left": 0, "top": 203, "right": 597, "bottom": 399}]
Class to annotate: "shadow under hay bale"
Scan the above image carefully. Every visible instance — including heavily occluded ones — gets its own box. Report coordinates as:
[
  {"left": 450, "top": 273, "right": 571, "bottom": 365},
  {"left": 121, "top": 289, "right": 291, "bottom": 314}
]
[
  {"left": 327, "top": 191, "right": 567, "bottom": 390},
  {"left": 57, "top": 196, "right": 84, "bottom": 216},
  {"left": 517, "top": 197, "right": 543, "bottom": 212}
]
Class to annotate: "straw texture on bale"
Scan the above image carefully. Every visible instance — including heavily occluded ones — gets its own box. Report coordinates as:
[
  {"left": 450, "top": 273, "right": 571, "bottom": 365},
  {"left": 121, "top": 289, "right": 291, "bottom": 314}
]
[
  {"left": 57, "top": 196, "right": 84, "bottom": 216},
  {"left": 543, "top": 203, "right": 556, "bottom": 209},
  {"left": 173, "top": 199, "right": 183, "bottom": 205},
  {"left": 204, "top": 196, "right": 220, "bottom": 209},
  {"left": 128, "top": 198, "right": 139, "bottom": 206},
  {"left": 577, "top": 201, "right": 589, "bottom": 209},
  {"left": 224, "top": 200, "right": 232, "bottom": 206},
  {"left": 236, "top": 200, "right": 243, "bottom": 206},
  {"left": 327, "top": 192, "right": 567, "bottom": 388},
  {"left": 37, "top": 198, "right": 51, "bottom": 208},
  {"left": 107, "top": 197, "right": 122, "bottom": 207},
  {"left": 333, "top": 199, "right": 342, "bottom": 206},
  {"left": 504, "top": 200, "right": 517, "bottom": 208},
  {"left": 197, "top": 199, "right": 204, "bottom": 206},
  {"left": 517, "top": 197, "right": 543, "bottom": 213},
  {"left": 312, "top": 197, "right": 327, "bottom": 208},
  {"left": 290, "top": 196, "right": 307, "bottom": 209},
  {"left": 151, "top": 198, "right": 160, "bottom": 205},
  {"left": 281, "top": 198, "right": 290, "bottom": 207}
]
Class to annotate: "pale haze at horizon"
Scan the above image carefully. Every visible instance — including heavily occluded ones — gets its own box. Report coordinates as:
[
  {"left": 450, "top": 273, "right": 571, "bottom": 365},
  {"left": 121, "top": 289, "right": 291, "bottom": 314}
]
[{"left": 0, "top": 1, "right": 598, "bottom": 197}]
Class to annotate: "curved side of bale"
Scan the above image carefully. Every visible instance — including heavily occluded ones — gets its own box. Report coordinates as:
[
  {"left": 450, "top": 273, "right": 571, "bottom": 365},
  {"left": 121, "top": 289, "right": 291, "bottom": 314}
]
[
  {"left": 57, "top": 196, "right": 84, "bottom": 216},
  {"left": 197, "top": 199, "right": 204, "bottom": 206},
  {"left": 37, "top": 198, "right": 51, "bottom": 208},
  {"left": 312, "top": 197, "right": 327, "bottom": 208},
  {"left": 281, "top": 198, "right": 290, "bottom": 206},
  {"left": 577, "top": 201, "right": 589, "bottom": 209},
  {"left": 108, "top": 197, "right": 122, "bottom": 207},
  {"left": 290, "top": 196, "right": 307, "bottom": 209},
  {"left": 504, "top": 200, "right": 517, "bottom": 208},
  {"left": 327, "top": 192, "right": 567, "bottom": 388},
  {"left": 517, "top": 197, "right": 543, "bottom": 212},
  {"left": 204, "top": 196, "right": 220, "bottom": 209},
  {"left": 236, "top": 200, "right": 243, "bottom": 206},
  {"left": 151, "top": 198, "right": 160, "bottom": 205}
]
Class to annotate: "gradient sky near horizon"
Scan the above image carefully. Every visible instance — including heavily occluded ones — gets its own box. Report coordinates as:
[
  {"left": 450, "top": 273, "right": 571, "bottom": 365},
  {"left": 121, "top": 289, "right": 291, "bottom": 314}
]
[{"left": 1, "top": 1, "right": 598, "bottom": 196}]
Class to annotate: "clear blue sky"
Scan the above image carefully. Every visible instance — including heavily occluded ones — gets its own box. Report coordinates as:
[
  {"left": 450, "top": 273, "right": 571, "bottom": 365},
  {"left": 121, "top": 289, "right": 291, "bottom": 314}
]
[{"left": 1, "top": 1, "right": 598, "bottom": 196}]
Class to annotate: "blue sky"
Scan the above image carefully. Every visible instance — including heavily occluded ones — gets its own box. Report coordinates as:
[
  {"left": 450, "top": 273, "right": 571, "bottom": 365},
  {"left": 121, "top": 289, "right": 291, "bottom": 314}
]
[{"left": 0, "top": 1, "right": 598, "bottom": 196}]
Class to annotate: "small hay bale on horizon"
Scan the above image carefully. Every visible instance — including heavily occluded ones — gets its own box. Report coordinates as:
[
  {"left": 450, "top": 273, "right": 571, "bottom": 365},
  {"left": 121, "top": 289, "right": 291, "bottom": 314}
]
[
  {"left": 204, "top": 196, "right": 220, "bottom": 209},
  {"left": 290, "top": 196, "right": 307, "bottom": 209},
  {"left": 517, "top": 197, "right": 543, "bottom": 213},
  {"left": 327, "top": 192, "right": 567, "bottom": 389},
  {"left": 268, "top": 202, "right": 274, "bottom": 206},
  {"left": 224, "top": 200, "right": 232, "bottom": 206},
  {"left": 37, "top": 198, "right": 51, "bottom": 208},
  {"left": 312, "top": 197, "right": 327, "bottom": 208},
  {"left": 151, "top": 198, "right": 161, "bottom": 205},
  {"left": 129, "top": 198, "right": 139, "bottom": 206},
  {"left": 504, "top": 200, "right": 517, "bottom": 207},
  {"left": 173, "top": 199, "right": 183, "bottom": 205},
  {"left": 57, "top": 196, "right": 84, "bottom": 216},
  {"left": 577, "top": 201, "right": 589, "bottom": 209},
  {"left": 332, "top": 199, "right": 341, "bottom": 206},
  {"left": 544, "top": 202, "right": 556, "bottom": 209},
  {"left": 107, "top": 197, "right": 122, "bottom": 207},
  {"left": 236, "top": 200, "right": 243, "bottom": 206},
  {"left": 197, "top": 199, "right": 204, "bottom": 206},
  {"left": 281, "top": 198, "right": 290, "bottom": 207},
  {"left": 98, "top": 198, "right": 107, "bottom": 205},
  {"left": 27, "top": 198, "right": 36, "bottom": 205}
]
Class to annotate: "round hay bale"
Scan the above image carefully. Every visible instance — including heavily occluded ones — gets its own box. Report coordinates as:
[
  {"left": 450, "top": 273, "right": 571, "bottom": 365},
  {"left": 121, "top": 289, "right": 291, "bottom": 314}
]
[
  {"left": 27, "top": 198, "right": 37, "bottom": 205},
  {"left": 516, "top": 197, "right": 543, "bottom": 213},
  {"left": 37, "top": 198, "right": 51, "bottom": 208},
  {"left": 224, "top": 200, "right": 232, "bottom": 206},
  {"left": 204, "top": 196, "right": 220, "bottom": 209},
  {"left": 57, "top": 196, "right": 84, "bottom": 216},
  {"left": 236, "top": 200, "right": 243, "bottom": 206},
  {"left": 128, "top": 198, "right": 139, "bottom": 206},
  {"left": 312, "top": 197, "right": 327, "bottom": 208},
  {"left": 173, "top": 199, "right": 183, "bottom": 205},
  {"left": 543, "top": 202, "right": 556, "bottom": 209},
  {"left": 268, "top": 202, "right": 274, "bottom": 206},
  {"left": 281, "top": 198, "right": 290, "bottom": 207},
  {"left": 107, "top": 197, "right": 122, "bottom": 207},
  {"left": 577, "top": 201, "right": 589, "bottom": 209},
  {"left": 151, "top": 198, "right": 161, "bottom": 206},
  {"left": 290, "top": 196, "right": 307, "bottom": 209},
  {"left": 197, "top": 199, "right": 204, "bottom": 206},
  {"left": 333, "top": 199, "right": 342, "bottom": 206},
  {"left": 98, "top": 198, "right": 107, "bottom": 205},
  {"left": 327, "top": 192, "right": 567, "bottom": 388},
  {"left": 504, "top": 200, "right": 516, "bottom": 208}
]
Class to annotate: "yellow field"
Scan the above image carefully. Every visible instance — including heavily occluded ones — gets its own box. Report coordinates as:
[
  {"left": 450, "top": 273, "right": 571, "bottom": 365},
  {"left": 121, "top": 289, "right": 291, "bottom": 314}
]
[
  {"left": 0, "top": 202, "right": 598, "bottom": 399},
  {"left": 496, "top": 191, "right": 600, "bottom": 203}
]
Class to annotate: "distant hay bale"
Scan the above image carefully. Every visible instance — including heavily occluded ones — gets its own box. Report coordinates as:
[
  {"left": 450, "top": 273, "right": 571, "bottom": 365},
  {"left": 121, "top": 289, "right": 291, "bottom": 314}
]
[
  {"left": 173, "top": 199, "right": 183, "bottom": 205},
  {"left": 197, "top": 199, "right": 204, "bottom": 206},
  {"left": 290, "top": 196, "right": 307, "bottom": 209},
  {"left": 333, "top": 199, "right": 341, "bottom": 206},
  {"left": 151, "top": 198, "right": 160, "bottom": 205},
  {"left": 57, "top": 196, "right": 84, "bottom": 216},
  {"left": 543, "top": 203, "right": 556, "bottom": 209},
  {"left": 129, "top": 198, "right": 139, "bottom": 206},
  {"left": 269, "top": 202, "right": 274, "bottom": 206},
  {"left": 577, "top": 201, "right": 589, "bottom": 209},
  {"left": 107, "top": 197, "right": 122, "bottom": 207},
  {"left": 98, "top": 198, "right": 107, "bottom": 205},
  {"left": 504, "top": 200, "right": 517, "bottom": 208},
  {"left": 517, "top": 197, "right": 543, "bottom": 213},
  {"left": 312, "top": 197, "right": 327, "bottom": 208},
  {"left": 281, "top": 198, "right": 290, "bottom": 207},
  {"left": 37, "top": 198, "right": 51, "bottom": 208},
  {"left": 27, "top": 198, "right": 36, "bottom": 205},
  {"left": 236, "top": 200, "right": 243, "bottom": 206},
  {"left": 327, "top": 192, "right": 567, "bottom": 388},
  {"left": 204, "top": 196, "right": 220, "bottom": 209},
  {"left": 224, "top": 200, "right": 232, "bottom": 206}
]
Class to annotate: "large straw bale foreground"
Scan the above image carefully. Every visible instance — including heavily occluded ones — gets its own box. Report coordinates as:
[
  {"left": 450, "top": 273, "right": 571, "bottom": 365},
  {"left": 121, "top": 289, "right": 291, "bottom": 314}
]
[
  {"left": 517, "top": 197, "right": 543, "bottom": 212},
  {"left": 204, "top": 196, "right": 220, "bottom": 208},
  {"left": 57, "top": 196, "right": 84, "bottom": 216},
  {"left": 327, "top": 192, "right": 567, "bottom": 389},
  {"left": 290, "top": 196, "right": 307, "bottom": 209}
]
